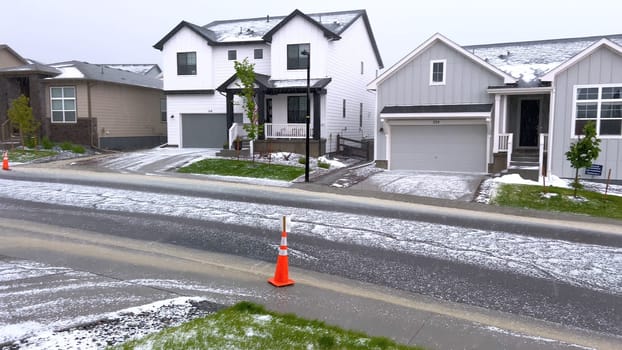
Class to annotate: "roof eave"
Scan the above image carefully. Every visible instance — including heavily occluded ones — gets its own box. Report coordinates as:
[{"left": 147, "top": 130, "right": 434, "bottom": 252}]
[{"left": 541, "top": 38, "right": 622, "bottom": 81}]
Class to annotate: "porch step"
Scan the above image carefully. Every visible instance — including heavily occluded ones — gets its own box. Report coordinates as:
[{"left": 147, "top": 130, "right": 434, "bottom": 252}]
[{"left": 503, "top": 168, "right": 540, "bottom": 181}]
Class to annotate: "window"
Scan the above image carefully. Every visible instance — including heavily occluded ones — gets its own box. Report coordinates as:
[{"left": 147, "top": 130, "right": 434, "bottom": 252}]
[
  {"left": 430, "top": 59, "right": 446, "bottom": 85},
  {"left": 287, "top": 96, "right": 307, "bottom": 123},
  {"left": 574, "top": 85, "right": 622, "bottom": 136},
  {"left": 228, "top": 50, "right": 237, "bottom": 60},
  {"left": 177, "top": 52, "right": 196, "bottom": 75},
  {"left": 160, "top": 98, "right": 167, "bottom": 122},
  {"left": 359, "top": 103, "right": 363, "bottom": 127},
  {"left": 50, "top": 87, "right": 76, "bottom": 123},
  {"left": 287, "top": 43, "right": 309, "bottom": 70},
  {"left": 342, "top": 99, "right": 346, "bottom": 118},
  {"left": 254, "top": 49, "right": 263, "bottom": 59}
]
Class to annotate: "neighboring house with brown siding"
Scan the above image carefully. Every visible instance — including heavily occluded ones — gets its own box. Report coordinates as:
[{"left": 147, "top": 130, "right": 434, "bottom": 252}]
[{"left": 0, "top": 44, "right": 165, "bottom": 150}]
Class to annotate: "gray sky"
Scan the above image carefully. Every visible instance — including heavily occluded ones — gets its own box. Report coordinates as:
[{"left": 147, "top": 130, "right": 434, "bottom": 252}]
[{"left": 2, "top": 0, "right": 621, "bottom": 70}]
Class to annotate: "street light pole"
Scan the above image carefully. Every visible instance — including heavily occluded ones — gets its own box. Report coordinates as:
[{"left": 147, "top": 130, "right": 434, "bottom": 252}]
[{"left": 302, "top": 49, "right": 310, "bottom": 182}]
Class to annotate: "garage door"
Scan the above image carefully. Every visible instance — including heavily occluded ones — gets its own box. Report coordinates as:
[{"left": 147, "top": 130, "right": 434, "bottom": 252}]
[
  {"left": 390, "top": 124, "right": 486, "bottom": 172},
  {"left": 181, "top": 114, "right": 227, "bottom": 148}
]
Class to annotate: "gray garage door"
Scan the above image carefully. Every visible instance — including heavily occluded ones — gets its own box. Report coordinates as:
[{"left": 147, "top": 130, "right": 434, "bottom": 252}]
[
  {"left": 181, "top": 114, "right": 227, "bottom": 148},
  {"left": 390, "top": 124, "right": 487, "bottom": 172}
]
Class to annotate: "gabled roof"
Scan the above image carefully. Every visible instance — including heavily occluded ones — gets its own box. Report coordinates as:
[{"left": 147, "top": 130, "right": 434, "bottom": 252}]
[
  {"left": 540, "top": 38, "right": 622, "bottom": 81},
  {"left": 367, "top": 33, "right": 516, "bottom": 90},
  {"left": 0, "top": 60, "right": 61, "bottom": 76},
  {"left": 216, "top": 72, "right": 331, "bottom": 93},
  {"left": 0, "top": 44, "right": 28, "bottom": 66},
  {"left": 153, "top": 9, "right": 383, "bottom": 67},
  {"left": 465, "top": 34, "right": 622, "bottom": 84},
  {"left": 46, "top": 61, "right": 162, "bottom": 90},
  {"left": 104, "top": 64, "right": 161, "bottom": 76},
  {"left": 262, "top": 9, "right": 341, "bottom": 42}
]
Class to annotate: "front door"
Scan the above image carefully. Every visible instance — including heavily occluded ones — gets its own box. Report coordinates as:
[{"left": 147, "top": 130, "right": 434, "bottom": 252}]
[{"left": 520, "top": 100, "right": 539, "bottom": 147}]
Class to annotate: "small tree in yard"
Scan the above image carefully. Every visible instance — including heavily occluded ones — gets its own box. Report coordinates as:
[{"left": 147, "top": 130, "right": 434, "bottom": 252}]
[
  {"left": 565, "top": 121, "right": 601, "bottom": 197},
  {"left": 7, "top": 94, "right": 40, "bottom": 147},
  {"left": 234, "top": 58, "right": 261, "bottom": 141}
]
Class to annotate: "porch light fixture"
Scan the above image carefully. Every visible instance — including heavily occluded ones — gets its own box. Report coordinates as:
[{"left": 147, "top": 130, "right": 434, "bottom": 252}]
[{"left": 301, "top": 49, "right": 310, "bottom": 182}]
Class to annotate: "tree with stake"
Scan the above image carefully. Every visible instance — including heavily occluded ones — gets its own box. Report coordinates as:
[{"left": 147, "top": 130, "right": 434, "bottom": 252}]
[
  {"left": 234, "top": 58, "right": 260, "bottom": 160},
  {"left": 565, "top": 121, "right": 601, "bottom": 197},
  {"left": 7, "top": 94, "right": 40, "bottom": 147}
]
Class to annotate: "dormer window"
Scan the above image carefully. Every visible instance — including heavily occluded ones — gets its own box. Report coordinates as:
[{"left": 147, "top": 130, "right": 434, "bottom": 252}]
[
  {"left": 430, "top": 59, "right": 446, "bottom": 85},
  {"left": 287, "top": 43, "right": 309, "bottom": 70}
]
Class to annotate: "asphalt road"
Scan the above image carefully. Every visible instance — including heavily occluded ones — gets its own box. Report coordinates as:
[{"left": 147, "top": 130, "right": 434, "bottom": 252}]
[{"left": 0, "top": 172, "right": 620, "bottom": 338}]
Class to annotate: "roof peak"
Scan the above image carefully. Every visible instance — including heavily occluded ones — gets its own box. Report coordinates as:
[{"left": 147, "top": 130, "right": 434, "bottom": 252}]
[{"left": 203, "top": 9, "right": 364, "bottom": 27}]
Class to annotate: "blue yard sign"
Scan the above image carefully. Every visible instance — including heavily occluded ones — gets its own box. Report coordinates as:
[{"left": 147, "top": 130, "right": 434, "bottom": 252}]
[{"left": 585, "top": 164, "right": 603, "bottom": 176}]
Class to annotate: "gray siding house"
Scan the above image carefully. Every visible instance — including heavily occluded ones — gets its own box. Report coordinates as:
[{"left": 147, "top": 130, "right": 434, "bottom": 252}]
[{"left": 368, "top": 33, "right": 622, "bottom": 181}]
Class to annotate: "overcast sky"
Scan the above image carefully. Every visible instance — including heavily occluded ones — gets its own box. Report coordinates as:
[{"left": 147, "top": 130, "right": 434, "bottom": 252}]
[{"left": 2, "top": 0, "right": 621, "bottom": 70}]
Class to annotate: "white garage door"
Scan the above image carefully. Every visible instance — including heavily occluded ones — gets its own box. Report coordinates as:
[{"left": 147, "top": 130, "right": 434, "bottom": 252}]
[
  {"left": 181, "top": 114, "right": 227, "bottom": 148},
  {"left": 390, "top": 124, "right": 487, "bottom": 172}
]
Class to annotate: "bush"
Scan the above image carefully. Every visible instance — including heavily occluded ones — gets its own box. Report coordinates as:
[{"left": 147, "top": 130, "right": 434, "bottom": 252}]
[
  {"left": 318, "top": 161, "right": 330, "bottom": 169},
  {"left": 298, "top": 156, "right": 306, "bottom": 165},
  {"left": 24, "top": 136, "right": 37, "bottom": 149},
  {"left": 71, "top": 144, "right": 85, "bottom": 154},
  {"left": 60, "top": 141, "right": 73, "bottom": 151},
  {"left": 41, "top": 137, "right": 54, "bottom": 149}
]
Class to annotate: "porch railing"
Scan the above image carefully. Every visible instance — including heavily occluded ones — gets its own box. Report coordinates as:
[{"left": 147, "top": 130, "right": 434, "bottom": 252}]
[
  {"left": 539, "top": 133, "right": 548, "bottom": 177},
  {"left": 264, "top": 123, "right": 309, "bottom": 139},
  {"left": 497, "top": 133, "right": 513, "bottom": 169},
  {"left": 228, "top": 123, "right": 247, "bottom": 149}
]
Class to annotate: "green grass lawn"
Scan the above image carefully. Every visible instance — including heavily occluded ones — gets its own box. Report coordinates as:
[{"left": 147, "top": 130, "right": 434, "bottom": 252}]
[
  {"left": 5, "top": 149, "right": 57, "bottom": 163},
  {"left": 492, "top": 183, "right": 622, "bottom": 220},
  {"left": 112, "top": 301, "right": 423, "bottom": 350},
  {"left": 178, "top": 159, "right": 305, "bottom": 181}
]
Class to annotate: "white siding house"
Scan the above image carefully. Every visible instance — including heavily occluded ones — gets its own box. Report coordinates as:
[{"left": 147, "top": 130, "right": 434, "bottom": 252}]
[
  {"left": 154, "top": 9, "right": 383, "bottom": 155},
  {"left": 368, "top": 33, "right": 622, "bottom": 181}
]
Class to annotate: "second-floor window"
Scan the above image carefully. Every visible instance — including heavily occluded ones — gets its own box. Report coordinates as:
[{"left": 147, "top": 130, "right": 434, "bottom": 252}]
[
  {"left": 228, "top": 50, "right": 237, "bottom": 60},
  {"left": 287, "top": 43, "right": 309, "bottom": 70},
  {"left": 177, "top": 52, "right": 196, "bottom": 75},
  {"left": 254, "top": 49, "right": 263, "bottom": 59},
  {"left": 430, "top": 59, "right": 446, "bottom": 85}
]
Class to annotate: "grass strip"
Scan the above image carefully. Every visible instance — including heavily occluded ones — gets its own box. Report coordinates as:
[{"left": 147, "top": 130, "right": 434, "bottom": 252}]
[
  {"left": 5, "top": 149, "right": 57, "bottom": 162},
  {"left": 178, "top": 158, "right": 305, "bottom": 181},
  {"left": 113, "top": 301, "right": 423, "bottom": 350},
  {"left": 492, "top": 183, "right": 622, "bottom": 220}
]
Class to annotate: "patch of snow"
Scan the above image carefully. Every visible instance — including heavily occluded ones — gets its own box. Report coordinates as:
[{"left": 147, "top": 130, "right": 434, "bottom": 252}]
[
  {"left": 540, "top": 192, "right": 559, "bottom": 199},
  {"left": 318, "top": 156, "right": 346, "bottom": 169},
  {"left": 51, "top": 66, "right": 84, "bottom": 79}
]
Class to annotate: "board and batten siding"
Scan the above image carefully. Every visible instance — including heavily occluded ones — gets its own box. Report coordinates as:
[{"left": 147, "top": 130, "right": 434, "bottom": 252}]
[
  {"left": 324, "top": 16, "right": 379, "bottom": 153},
  {"left": 375, "top": 40, "right": 504, "bottom": 161},
  {"left": 161, "top": 27, "right": 214, "bottom": 91},
  {"left": 551, "top": 46, "right": 622, "bottom": 180}
]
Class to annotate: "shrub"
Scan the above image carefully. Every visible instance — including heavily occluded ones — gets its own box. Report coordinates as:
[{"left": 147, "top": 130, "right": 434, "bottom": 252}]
[
  {"left": 298, "top": 156, "right": 306, "bottom": 165},
  {"left": 24, "top": 136, "right": 37, "bottom": 149},
  {"left": 71, "top": 144, "right": 85, "bottom": 154},
  {"left": 60, "top": 141, "right": 73, "bottom": 151},
  {"left": 318, "top": 161, "right": 330, "bottom": 169},
  {"left": 41, "top": 137, "right": 54, "bottom": 149}
]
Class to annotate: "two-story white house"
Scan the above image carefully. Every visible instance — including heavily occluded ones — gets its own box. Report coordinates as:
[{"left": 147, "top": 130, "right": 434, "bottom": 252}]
[{"left": 154, "top": 9, "right": 383, "bottom": 155}]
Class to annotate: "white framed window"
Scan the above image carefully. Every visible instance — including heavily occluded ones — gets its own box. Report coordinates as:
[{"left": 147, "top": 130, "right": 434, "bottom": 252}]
[
  {"left": 50, "top": 86, "right": 76, "bottom": 123},
  {"left": 573, "top": 84, "right": 622, "bottom": 137},
  {"left": 430, "top": 59, "right": 446, "bottom": 85}
]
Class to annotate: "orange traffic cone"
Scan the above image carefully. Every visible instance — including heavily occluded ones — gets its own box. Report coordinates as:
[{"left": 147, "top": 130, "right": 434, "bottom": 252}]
[
  {"left": 268, "top": 216, "right": 294, "bottom": 287},
  {"left": 2, "top": 151, "right": 9, "bottom": 171}
]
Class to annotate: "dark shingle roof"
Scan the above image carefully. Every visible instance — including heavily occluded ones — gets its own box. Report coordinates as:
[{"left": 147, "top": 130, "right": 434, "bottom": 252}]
[{"left": 47, "top": 61, "right": 162, "bottom": 90}]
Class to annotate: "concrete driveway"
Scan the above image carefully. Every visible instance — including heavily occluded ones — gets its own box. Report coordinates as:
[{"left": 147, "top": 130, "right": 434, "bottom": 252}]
[{"left": 351, "top": 170, "right": 487, "bottom": 201}]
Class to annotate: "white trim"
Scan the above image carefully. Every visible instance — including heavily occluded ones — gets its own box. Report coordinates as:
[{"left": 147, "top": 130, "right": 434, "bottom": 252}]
[
  {"left": 493, "top": 95, "right": 501, "bottom": 152},
  {"left": 546, "top": 88, "right": 555, "bottom": 181},
  {"left": 541, "top": 38, "right": 622, "bottom": 81},
  {"left": 385, "top": 123, "right": 392, "bottom": 170},
  {"left": 571, "top": 83, "right": 622, "bottom": 138},
  {"left": 429, "top": 59, "right": 446, "bottom": 85},
  {"left": 367, "top": 33, "right": 516, "bottom": 90},
  {"left": 380, "top": 112, "right": 491, "bottom": 120},
  {"left": 487, "top": 87, "right": 553, "bottom": 95}
]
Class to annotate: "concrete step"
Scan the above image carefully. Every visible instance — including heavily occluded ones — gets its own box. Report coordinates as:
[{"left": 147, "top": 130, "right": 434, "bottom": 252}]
[
  {"left": 215, "top": 149, "right": 250, "bottom": 158},
  {"left": 503, "top": 168, "right": 540, "bottom": 181}
]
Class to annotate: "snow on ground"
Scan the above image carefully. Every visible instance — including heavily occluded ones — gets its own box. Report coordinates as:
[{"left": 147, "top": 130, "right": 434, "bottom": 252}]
[
  {"left": 0, "top": 259, "right": 256, "bottom": 348},
  {"left": 0, "top": 179, "right": 620, "bottom": 296}
]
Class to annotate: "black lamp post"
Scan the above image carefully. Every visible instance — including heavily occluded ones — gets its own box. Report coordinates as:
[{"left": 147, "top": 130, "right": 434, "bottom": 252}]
[{"left": 301, "top": 49, "right": 310, "bottom": 182}]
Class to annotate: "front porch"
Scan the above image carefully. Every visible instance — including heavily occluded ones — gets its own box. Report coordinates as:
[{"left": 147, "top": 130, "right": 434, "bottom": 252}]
[{"left": 489, "top": 89, "right": 552, "bottom": 179}]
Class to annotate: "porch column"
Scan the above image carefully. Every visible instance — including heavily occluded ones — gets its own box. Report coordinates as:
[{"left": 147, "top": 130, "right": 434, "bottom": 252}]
[
  {"left": 312, "top": 90, "right": 320, "bottom": 140},
  {"left": 257, "top": 91, "right": 265, "bottom": 140},
  {"left": 226, "top": 91, "right": 234, "bottom": 142},
  {"left": 493, "top": 94, "right": 501, "bottom": 152}
]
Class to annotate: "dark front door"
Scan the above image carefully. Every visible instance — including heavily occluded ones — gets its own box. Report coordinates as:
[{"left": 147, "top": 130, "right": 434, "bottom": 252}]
[{"left": 520, "top": 100, "right": 539, "bottom": 147}]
